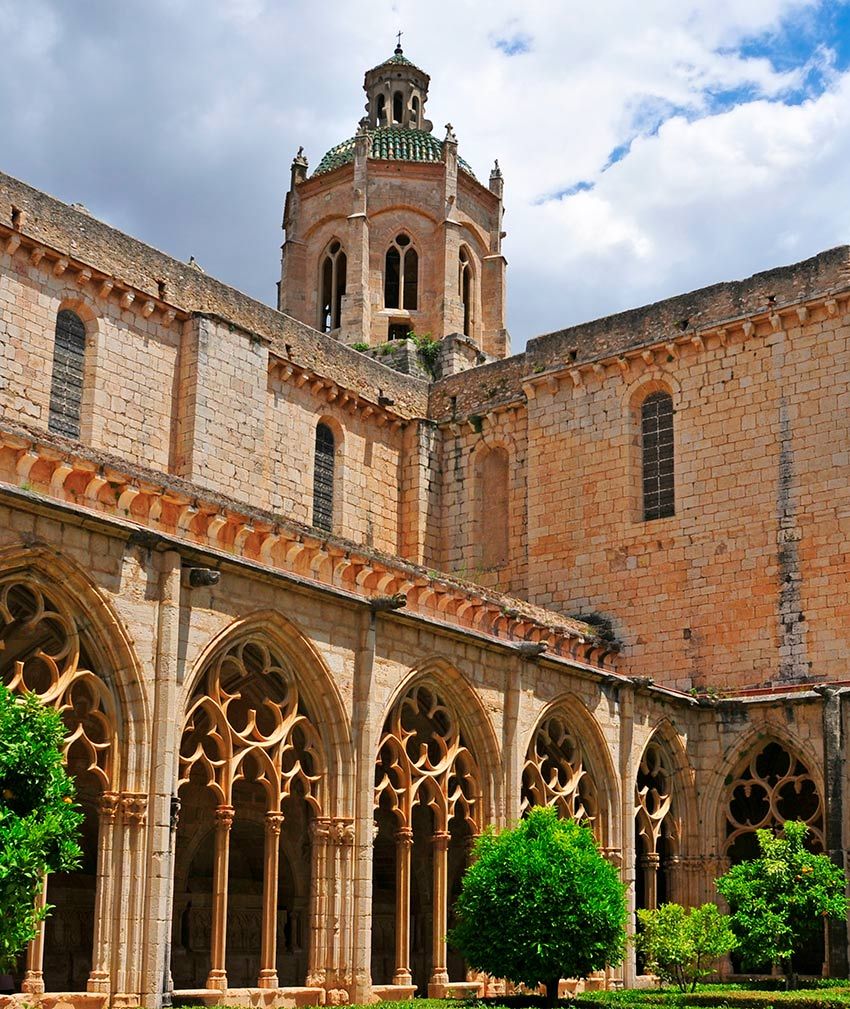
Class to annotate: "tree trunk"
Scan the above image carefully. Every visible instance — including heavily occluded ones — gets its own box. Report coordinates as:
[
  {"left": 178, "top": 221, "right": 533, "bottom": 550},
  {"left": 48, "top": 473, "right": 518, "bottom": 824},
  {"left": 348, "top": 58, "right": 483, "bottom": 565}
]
[{"left": 545, "top": 977, "right": 561, "bottom": 1006}]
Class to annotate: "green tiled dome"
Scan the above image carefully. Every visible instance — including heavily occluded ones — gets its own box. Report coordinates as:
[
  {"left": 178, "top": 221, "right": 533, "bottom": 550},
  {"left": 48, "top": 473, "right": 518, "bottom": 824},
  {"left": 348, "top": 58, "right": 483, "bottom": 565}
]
[
  {"left": 313, "top": 127, "right": 476, "bottom": 179},
  {"left": 367, "top": 47, "right": 427, "bottom": 76}
]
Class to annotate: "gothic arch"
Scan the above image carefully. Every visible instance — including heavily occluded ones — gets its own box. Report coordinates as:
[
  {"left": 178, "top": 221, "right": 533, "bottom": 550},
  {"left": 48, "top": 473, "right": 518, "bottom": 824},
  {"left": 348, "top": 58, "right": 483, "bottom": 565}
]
[
  {"left": 371, "top": 657, "right": 500, "bottom": 992},
  {"left": 522, "top": 693, "right": 620, "bottom": 846},
  {"left": 634, "top": 719, "right": 695, "bottom": 909},
  {"left": 705, "top": 727, "right": 825, "bottom": 861},
  {"left": 377, "top": 656, "right": 502, "bottom": 823},
  {"left": 302, "top": 213, "right": 349, "bottom": 242},
  {"left": 181, "top": 609, "right": 353, "bottom": 812},
  {"left": 369, "top": 204, "right": 440, "bottom": 229},
  {"left": 0, "top": 544, "right": 147, "bottom": 786},
  {"left": 0, "top": 545, "right": 147, "bottom": 995},
  {"left": 174, "top": 609, "right": 350, "bottom": 992},
  {"left": 467, "top": 438, "right": 515, "bottom": 573}
]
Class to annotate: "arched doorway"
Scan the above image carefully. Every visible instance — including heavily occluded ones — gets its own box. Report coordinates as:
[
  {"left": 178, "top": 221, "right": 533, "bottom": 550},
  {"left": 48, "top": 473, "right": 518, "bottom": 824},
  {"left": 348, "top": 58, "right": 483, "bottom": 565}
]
[
  {"left": 171, "top": 635, "right": 324, "bottom": 993},
  {"left": 0, "top": 573, "right": 119, "bottom": 995},
  {"left": 371, "top": 682, "right": 481, "bottom": 995}
]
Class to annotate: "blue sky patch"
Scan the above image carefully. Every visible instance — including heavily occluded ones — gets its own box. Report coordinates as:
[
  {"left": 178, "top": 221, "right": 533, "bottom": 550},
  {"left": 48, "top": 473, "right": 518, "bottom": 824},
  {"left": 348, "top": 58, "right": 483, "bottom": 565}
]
[{"left": 493, "top": 32, "right": 532, "bottom": 56}]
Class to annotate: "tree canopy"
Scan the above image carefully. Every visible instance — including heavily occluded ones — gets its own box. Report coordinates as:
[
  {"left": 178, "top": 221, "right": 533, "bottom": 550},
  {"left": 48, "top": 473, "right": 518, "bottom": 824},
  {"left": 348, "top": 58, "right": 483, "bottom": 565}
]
[
  {"left": 448, "top": 806, "right": 627, "bottom": 1003},
  {"left": 636, "top": 902, "right": 737, "bottom": 991},
  {"left": 716, "top": 820, "right": 847, "bottom": 979},
  {"left": 0, "top": 684, "right": 82, "bottom": 972}
]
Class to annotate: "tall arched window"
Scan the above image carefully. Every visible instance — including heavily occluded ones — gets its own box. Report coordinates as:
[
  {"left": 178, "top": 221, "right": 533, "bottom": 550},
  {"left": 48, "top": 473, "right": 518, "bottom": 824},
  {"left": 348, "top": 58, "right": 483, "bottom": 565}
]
[
  {"left": 384, "top": 234, "right": 418, "bottom": 310},
  {"left": 392, "top": 90, "right": 403, "bottom": 124},
  {"left": 312, "top": 423, "right": 335, "bottom": 532},
  {"left": 458, "top": 247, "right": 472, "bottom": 337},
  {"left": 641, "top": 391, "right": 674, "bottom": 520},
  {"left": 410, "top": 95, "right": 420, "bottom": 128},
  {"left": 319, "top": 241, "right": 347, "bottom": 333},
  {"left": 376, "top": 93, "right": 386, "bottom": 125},
  {"left": 48, "top": 309, "right": 86, "bottom": 438}
]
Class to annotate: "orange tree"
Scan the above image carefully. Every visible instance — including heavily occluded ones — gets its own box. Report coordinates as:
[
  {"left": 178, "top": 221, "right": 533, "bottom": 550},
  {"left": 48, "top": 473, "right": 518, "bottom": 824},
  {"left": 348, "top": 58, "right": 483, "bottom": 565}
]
[
  {"left": 448, "top": 806, "right": 626, "bottom": 1004},
  {"left": 0, "top": 684, "right": 81, "bottom": 971}
]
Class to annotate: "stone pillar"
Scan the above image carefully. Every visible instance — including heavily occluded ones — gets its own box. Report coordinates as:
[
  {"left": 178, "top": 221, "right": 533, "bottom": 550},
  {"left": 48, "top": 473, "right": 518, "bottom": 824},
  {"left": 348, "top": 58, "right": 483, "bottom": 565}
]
[
  {"left": 87, "top": 791, "right": 121, "bottom": 992},
  {"left": 640, "top": 852, "right": 660, "bottom": 911},
  {"left": 393, "top": 827, "right": 413, "bottom": 985},
  {"left": 21, "top": 880, "right": 47, "bottom": 995},
  {"left": 618, "top": 684, "right": 637, "bottom": 986},
  {"left": 259, "top": 812, "right": 285, "bottom": 988},
  {"left": 502, "top": 660, "right": 523, "bottom": 826},
  {"left": 306, "top": 818, "right": 331, "bottom": 988},
  {"left": 141, "top": 549, "right": 183, "bottom": 1009},
  {"left": 114, "top": 793, "right": 148, "bottom": 1006},
  {"left": 206, "top": 805, "right": 235, "bottom": 991},
  {"left": 665, "top": 854, "right": 682, "bottom": 906},
  {"left": 428, "top": 831, "right": 451, "bottom": 995},
  {"left": 819, "top": 687, "right": 849, "bottom": 976}
]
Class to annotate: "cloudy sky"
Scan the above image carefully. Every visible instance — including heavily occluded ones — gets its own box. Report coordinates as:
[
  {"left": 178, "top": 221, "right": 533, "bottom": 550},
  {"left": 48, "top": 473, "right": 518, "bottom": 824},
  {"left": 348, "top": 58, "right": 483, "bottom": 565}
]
[{"left": 1, "top": 0, "right": 849, "bottom": 349}]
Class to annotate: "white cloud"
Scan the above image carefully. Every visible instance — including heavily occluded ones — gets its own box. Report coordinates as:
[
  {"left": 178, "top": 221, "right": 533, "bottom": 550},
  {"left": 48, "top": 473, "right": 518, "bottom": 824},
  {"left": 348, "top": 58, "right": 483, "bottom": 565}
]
[{"left": 0, "top": 0, "right": 847, "bottom": 346}]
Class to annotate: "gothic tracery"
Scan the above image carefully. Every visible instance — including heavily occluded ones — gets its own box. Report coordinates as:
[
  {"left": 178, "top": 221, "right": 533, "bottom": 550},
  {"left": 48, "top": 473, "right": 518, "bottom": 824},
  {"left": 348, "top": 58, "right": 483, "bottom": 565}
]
[{"left": 521, "top": 712, "right": 599, "bottom": 833}]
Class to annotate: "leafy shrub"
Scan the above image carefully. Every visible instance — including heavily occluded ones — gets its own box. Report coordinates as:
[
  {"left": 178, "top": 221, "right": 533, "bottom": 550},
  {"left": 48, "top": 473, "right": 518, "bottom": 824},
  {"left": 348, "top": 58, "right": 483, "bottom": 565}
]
[
  {"left": 636, "top": 903, "right": 736, "bottom": 991},
  {"left": 716, "top": 821, "right": 848, "bottom": 982},
  {"left": 0, "top": 684, "right": 82, "bottom": 970},
  {"left": 448, "top": 806, "right": 627, "bottom": 1005}
]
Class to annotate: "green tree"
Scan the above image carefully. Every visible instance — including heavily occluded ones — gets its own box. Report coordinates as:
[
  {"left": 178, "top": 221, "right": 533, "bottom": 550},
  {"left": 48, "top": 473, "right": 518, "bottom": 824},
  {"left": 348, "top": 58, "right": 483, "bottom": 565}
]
[
  {"left": 635, "top": 902, "right": 737, "bottom": 991},
  {"left": 715, "top": 820, "right": 847, "bottom": 984},
  {"left": 0, "top": 684, "right": 82, "bottom": 972},
  {"left": 448, "top": 806, "right": 627, "bottom": 1005}
]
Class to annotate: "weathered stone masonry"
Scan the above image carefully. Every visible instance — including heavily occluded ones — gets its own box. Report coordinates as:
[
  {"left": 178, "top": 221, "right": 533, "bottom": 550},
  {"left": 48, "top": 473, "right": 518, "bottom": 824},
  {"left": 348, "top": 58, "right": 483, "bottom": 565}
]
[{"left": 1, "top": 43, "right": 850, "bottom": 1009}]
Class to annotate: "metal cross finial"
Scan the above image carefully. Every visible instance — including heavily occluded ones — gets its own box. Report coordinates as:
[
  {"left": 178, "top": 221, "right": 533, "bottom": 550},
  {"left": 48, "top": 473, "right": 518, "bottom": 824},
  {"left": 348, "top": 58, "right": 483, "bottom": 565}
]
[{"left": 395, "top": 29, "right": 403, "bottom": 53}]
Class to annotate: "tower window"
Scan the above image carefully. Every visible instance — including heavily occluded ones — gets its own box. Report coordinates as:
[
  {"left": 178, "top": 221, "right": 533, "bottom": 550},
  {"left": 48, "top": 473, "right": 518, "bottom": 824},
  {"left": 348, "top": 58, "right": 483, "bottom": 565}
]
[
  {"left": 319, "top": 241, "right": 347, "bottom": 333},
  {"left": 376, "top": 93, "right": 386, "bottom": 125},
  {"left": 411, "top": 95, "right": 420, "bottom": 128},
  {"left": 641, "top": 391, "right": 674, "bottom": 520},
  {"left": 459, "top": 247, "right": 472, "bottom": 337},
  {"left": 392, "top": 90, "right": 403, "bottom": 124},
  {"left": 312, "top": 423, "right": 335, "bottom": 532},
  {"left": 384, "top": 234, "right": 417, "bottom": 311},
  {"left": 48, "top": 309, "right": 86, "bottom": 439}
]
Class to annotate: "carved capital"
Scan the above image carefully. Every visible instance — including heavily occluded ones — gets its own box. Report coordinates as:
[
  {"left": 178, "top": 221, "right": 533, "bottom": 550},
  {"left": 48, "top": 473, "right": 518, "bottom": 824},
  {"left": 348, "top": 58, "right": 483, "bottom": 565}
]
[
  {"left": 331, "top": 817, "right": 355, "bottom": 845},
  {"left": 265, "top": 811, "right": 285, "bottom": 836},
  {"left": 121, "top": 792, "right": 148, "bottom": 827},
  {"left": 432, "top": 830, "right": 451, "bottom": 851},
  {"left": 310, "top": 816, "right": 332, "bottom": 843},
  {"left": 394, "top": 826, "right": 414, "bottom": 849},
  {"left": 214, "top": 804, "right": 235, "bottom": 830},
  {"left": 99, "top": 790, "right": 121, "bottom": 822}
]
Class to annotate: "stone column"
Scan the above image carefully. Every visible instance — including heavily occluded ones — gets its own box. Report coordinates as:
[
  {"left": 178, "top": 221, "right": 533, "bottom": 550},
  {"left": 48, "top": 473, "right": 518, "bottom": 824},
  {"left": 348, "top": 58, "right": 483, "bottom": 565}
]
[
  {"left": 306, "top": 818, "right": 331, "bottom": 988},
  {"left": 664, "top": 854, "right": 682, "bottom": 905},
  {"left": 258, "top": 812, "right": 285, "bottom": 988},
  {"left": 393, "top": 827, "right": 413, "bottom": 985},
  {"left": 87, "top": 791, "right": 121, "bottom": 992},
  {"left": 114, "top": 792, "right": 148, "bottom": 1005},
  {"left": 428, "top": 831, "right": 451, "bottom": 995},
  {"left": 21, "top": 880, "right": 47, "bottom": 995},
  {"left": 818, "top": 686, "right": 849, "bottom": 976},
  {"left": 640, "top": 852, "right": 660, "bottom": 911},
  {"left": 206, "top": 805, "right": 234, "bottom": 991}
]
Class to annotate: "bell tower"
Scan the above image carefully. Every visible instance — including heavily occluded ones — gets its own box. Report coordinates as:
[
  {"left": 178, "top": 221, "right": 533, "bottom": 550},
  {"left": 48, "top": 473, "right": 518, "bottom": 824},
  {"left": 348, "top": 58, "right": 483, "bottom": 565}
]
[
  {"left": 279, "top": 44, "right": 509, "bottom": 362},
  {"left": 362, "top": 40, "right": 433, "bottom": 132}
]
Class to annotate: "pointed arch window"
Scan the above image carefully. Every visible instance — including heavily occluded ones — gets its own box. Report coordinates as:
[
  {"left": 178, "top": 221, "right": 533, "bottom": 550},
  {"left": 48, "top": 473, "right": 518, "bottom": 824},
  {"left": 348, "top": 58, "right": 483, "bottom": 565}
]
[
  {"left": 319, "top": 241, "right": 347, "bottom": 333},
  {"left": 641, "top": 391, "right": 674, "bottom": 520},
  {"left": 459, "top": 247, "right": 473, "bottom": 337},
  {"left": 312, "top": 422, "right": 335, "bottom": 532},
  {"left": 384, "top": 234, "right": 417, "bottom": 311},
  {"left": 49, "top": 309, "right": 86, "bottom": 438}
]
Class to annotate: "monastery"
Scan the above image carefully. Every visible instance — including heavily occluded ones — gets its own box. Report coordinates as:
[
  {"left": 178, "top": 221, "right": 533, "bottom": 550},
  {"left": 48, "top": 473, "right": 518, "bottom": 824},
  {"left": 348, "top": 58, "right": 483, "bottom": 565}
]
[{"left": 0, "top": 43, "right": 849, "bottom": 1008}]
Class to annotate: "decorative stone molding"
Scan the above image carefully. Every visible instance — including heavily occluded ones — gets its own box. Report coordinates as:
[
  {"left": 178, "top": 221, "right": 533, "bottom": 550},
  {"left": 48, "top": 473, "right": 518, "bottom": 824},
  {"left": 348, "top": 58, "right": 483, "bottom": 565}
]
[{"left": 0, "top": 421, "right": 614, "bottom": 671}]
